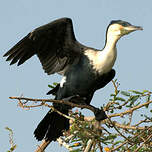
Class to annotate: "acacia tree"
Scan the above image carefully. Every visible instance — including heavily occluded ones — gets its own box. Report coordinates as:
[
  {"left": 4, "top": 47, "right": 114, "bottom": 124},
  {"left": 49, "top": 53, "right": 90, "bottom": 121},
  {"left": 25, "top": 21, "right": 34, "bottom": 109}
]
[{"left": 9, "top": 80, "right": 152, "bottom": 152}]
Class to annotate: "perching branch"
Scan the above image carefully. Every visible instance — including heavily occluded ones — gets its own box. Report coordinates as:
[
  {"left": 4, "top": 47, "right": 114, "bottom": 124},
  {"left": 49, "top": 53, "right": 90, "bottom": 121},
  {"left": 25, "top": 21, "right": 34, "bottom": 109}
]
[
  {"left": 9, "top": 96, "right": 96, "bottom": 113},
  {"left": 9, "top": 96, "right": 102, "bottom": 151},
  {"left": 8, "top": 84, "right": 152, "bottom": 152},
  {"left": 9, "top": 96, "right": 152, "bottom": 119}
]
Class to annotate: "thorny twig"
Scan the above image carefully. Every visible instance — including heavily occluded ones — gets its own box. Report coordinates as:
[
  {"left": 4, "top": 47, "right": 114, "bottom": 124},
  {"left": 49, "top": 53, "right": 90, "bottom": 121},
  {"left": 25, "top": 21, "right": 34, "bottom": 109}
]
[
  {"left": 84, "top": 139, "right": 94, "bottom": 152},
  {"left": 107, "top": 117, "right": 134, "bottom": 145},
  {"left": 111, "top": 126, "right": 152, "bottom": 151},
  {"left": 9, "top": 96, "right": 96, "bottom": 113},
  {"left": 134, "top": 133, "right": 152, "bottom": 152},
  {"left": 9, "top": 88, "right": 152, "bottom": 152},
  {"left": 9, "top": 96, "right": 152, "bottom": 119},
  {"left": 35, "top": 140, "right": 50, "bottom": 152},
  {"left": 108, "top": 99, "right": 152, "bottom": 118}
]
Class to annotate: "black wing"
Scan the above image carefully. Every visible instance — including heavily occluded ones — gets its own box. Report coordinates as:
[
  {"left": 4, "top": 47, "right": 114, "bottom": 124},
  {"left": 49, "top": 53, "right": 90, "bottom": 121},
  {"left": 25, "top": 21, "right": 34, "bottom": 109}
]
[{"left": 4, "top": 18, "right": 82, "bottom": 75}]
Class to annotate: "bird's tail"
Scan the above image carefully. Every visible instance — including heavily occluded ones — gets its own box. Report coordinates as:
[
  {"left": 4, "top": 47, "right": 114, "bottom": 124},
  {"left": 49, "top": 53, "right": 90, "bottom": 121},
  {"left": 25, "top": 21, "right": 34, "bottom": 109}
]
[{"left": 34, "top": 108, "right": 69, "bottom": 141}]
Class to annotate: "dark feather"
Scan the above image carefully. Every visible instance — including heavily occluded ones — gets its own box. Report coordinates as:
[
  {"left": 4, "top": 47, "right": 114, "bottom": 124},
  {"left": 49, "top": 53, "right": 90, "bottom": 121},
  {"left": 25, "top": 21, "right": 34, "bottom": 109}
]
[{"left": 4, "top": 17, "right": 83, "bottom": 75}]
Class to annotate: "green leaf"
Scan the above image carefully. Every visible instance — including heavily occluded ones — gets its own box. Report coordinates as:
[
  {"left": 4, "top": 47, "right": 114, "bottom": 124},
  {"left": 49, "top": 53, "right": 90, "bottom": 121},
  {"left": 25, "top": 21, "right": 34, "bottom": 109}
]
[
  {"left": 145, "top": 103, "right": 149, "bottom": 108},
  {"left": 130, "top": 95, "right": 140, "bottom": 102},
  {"left": 146, "top": 95, "right": 151, "bottom": 102},
  {"left": 113, "top": 140, "right": 122, "bottom": 145},
  {"left": 142, "top": 90, "right": 149, "bottom": 93},
  {"left": 115, "top": 97, "right": 126, "bottom": 101},
  {"left": 110, "top": 109, "right": 114, "bottom": 113},
  {"left": 5, "top": 127, "right": 13, "bottom": 133},
  {"left": 48, "top": 84, "right": 54, "bottom": 88},
  {"left": 70, "top": 148, "right": 81, "bottom": 152},
  {"left": 48, "top": 82, "right": 59, "bottom": 88},
  {"left": 10, "top": 145, "right": 17, "bottom": 151},
  {"left": 135, "top": 102, "right": 140, "bottom": 106},
  {"left": 53, "top": 82, "right": 59, "bottom": 86},
  {"left": 121, "top": 91, "right": 130, "bottom": 96},
  {"left": 118, "top": 106, "right": 122, "bottom": 109},
  {"left": 129, "top": 90, "right": 143, "bottom": 94}
]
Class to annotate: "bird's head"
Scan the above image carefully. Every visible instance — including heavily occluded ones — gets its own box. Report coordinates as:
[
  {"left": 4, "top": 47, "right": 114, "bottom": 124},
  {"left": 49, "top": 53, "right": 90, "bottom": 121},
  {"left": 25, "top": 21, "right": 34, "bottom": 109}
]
[{"left": 107, "top": 20, "right": 143, "bottom": 39}]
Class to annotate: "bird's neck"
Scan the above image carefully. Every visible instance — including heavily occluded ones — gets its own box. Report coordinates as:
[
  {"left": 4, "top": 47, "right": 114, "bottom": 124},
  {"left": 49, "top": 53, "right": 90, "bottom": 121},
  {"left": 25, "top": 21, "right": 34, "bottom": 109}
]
[
  {"left": 84, "top": 33, "right": 120, "bottom": 75},
  {"left": 104, "top": 33, "right": 120, "bottom": 51},
  {"left": 95, "top": 33, "right": 120, "bottom": 74}
]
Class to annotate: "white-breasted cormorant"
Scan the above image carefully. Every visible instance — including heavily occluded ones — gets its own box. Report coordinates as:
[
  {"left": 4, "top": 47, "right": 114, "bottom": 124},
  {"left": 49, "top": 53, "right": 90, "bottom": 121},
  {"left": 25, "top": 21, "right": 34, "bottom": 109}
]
[{"left": 4, "top": 18, "right": 142, "bottom": 142}]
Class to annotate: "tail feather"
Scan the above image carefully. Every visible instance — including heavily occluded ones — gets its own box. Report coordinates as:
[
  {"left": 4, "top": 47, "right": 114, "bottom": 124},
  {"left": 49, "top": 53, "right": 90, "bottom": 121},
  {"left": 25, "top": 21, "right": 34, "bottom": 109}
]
[{"left": 34, "top": 109, "right": 69, "bottom": 141}]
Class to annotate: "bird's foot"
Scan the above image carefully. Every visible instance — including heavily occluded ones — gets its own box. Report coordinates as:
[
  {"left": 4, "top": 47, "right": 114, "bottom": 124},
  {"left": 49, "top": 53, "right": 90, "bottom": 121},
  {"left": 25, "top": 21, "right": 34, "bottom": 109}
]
[{"left": 93, "top": 107, "right": 107, "bottom": 121}]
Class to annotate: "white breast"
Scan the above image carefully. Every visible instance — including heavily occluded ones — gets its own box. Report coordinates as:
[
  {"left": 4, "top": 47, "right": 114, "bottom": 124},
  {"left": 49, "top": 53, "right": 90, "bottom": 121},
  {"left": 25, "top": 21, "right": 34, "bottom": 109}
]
[
  {"left": 60, "top": 76, "right": 67, "bottom": 87},
  {"left": 84, "top": 48, "right": 117, "bottom": 74}
]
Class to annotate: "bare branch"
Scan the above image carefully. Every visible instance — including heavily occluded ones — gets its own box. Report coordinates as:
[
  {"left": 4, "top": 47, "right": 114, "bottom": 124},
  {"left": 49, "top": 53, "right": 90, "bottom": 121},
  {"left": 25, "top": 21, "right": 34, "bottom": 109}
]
[
  {"left": 108, "top": 100, "right": 152, "bottom": 118},
  {"left": 57, "top": 137, "right": 73, "bottom": 151},
  {"left": 8, "top": 93, "right": 152, "bottom": 151},
  {"left": 134, "top": 133, "right": 152, "bottom": 152},
  {"left": 111, "top": 126, "right": 152, "bottom": 151},
  {"left": 35, "top": 140, "right": 50, "bottom": 152},
  {"left": 84, "top": 116, "right": 145, "bottom": 130},
  {"left": 84, "top": 139, "right": 94, "bottom": 152},
  {"left": 9, "top": 96, "right": 96, "bottom": 113},
  {"left": 107, "top": 117, "right": 133, "bottom": 145}
]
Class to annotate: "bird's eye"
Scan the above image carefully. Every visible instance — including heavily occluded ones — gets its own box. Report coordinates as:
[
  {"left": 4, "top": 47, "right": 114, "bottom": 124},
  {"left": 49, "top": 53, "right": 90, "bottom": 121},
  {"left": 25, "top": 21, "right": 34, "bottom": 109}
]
[
  {"left": 121, "top": 23, "right": 127, "bottom": 26},
  {"left": 121, "top": 22, "right": 131, "bottom": 27}
]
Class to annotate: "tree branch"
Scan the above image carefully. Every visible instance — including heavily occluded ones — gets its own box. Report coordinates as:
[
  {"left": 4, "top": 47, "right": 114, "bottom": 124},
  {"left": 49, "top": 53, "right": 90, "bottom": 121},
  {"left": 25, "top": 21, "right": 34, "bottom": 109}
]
[
  {"left": 84, "top": 117, "right": 146, "bottom": 130},
  {"left": 9, "top": 96, "right": 152, "bottom": 120},
  {"left": 9, "top": 96, "right": 96, "bottom": 113},
  {"left": 9, "top": 96, "right": 152, "bottom": 151},
  {"left": 35, "top": 140, "right": 50, "bottom": 152},
  {"left": 134, "top": 133, "right": 152, "bottom": 152},
  {"left": 111, "top": 126, "right": 152, "bottom": 151},
  {"left": 57, "top": 137, "right": 73, "bottom": 151},
  {"left": 84, "top": 139, "right": 94, "bottom": 152},
  {"left": 108, "top": 99, "right": 152, "bottom": 118}
]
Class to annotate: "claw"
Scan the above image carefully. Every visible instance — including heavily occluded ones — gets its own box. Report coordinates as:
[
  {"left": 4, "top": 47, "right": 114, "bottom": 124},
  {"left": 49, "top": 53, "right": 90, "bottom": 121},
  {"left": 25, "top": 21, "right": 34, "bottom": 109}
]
[{"left": 94, "top": 108, "right": 107, "bottom": 121}]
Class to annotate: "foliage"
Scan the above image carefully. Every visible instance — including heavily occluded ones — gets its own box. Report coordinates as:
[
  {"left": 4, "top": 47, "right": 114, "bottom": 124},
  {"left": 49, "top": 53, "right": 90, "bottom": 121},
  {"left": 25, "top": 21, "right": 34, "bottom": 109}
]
[
  {"left": 5, "top": 127, "right": 17, "bottom": 152},
  {"left": 9, "top": 80, "right": 152, "bottom": 152},
  {"left": 55, "top": 80, "right": 152, "bottom": 152}
]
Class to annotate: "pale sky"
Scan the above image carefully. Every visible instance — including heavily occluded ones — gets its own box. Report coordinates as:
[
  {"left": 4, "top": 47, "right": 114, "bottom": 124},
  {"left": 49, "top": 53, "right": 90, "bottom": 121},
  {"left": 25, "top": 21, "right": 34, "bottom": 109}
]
[{"left": 1, "top": 0, "right": 152, "bottom": 151}]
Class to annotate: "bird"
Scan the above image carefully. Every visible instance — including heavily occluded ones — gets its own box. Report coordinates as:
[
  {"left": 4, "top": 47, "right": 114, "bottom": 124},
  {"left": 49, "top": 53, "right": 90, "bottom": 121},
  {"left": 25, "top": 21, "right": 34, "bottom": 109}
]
[{"left": 4, "top": 17, "right": 143, "bottom": 142}]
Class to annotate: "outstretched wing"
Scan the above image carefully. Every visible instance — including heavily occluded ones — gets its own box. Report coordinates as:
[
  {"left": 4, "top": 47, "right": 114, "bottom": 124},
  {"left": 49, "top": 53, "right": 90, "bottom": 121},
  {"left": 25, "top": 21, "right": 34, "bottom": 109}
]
[{"left": 4, "top": 18, "right": 82, "bottom": 75}]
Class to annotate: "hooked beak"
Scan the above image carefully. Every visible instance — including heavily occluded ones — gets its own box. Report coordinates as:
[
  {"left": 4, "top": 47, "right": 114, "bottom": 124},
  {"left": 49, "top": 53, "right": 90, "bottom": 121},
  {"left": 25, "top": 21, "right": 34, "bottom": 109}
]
[{"left": 124, "top": 25, "right": 143, "bottom": 32}]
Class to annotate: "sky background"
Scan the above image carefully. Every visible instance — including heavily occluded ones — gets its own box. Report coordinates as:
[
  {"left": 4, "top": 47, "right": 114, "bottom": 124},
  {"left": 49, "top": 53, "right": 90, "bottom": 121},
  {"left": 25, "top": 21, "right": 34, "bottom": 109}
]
[{"left": 1, "top": 0, "right": 152, "bottom": 151}]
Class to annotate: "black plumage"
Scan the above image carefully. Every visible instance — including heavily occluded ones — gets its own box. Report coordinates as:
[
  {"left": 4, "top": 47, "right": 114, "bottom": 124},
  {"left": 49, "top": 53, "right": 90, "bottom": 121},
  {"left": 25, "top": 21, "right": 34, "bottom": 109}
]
[{"left": 4, "top": 17, "right": 142, "bottom": 142}]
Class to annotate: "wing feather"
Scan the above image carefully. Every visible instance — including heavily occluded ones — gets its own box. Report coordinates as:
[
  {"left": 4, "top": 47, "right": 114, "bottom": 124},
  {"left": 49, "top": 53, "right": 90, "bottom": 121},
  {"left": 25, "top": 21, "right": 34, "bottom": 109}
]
[
  {"left": 9, "top": 48, "right": 25, "bottom": 65},
  {"left": 4, "top": 18, "right": 83, "bottom": 75}
]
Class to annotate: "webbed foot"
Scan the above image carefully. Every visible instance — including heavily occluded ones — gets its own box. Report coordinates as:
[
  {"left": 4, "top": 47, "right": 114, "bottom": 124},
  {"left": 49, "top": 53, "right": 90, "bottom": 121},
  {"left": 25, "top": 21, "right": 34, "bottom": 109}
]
[{"left": 94, "top": 107, "right": 107, "bottom": 121}]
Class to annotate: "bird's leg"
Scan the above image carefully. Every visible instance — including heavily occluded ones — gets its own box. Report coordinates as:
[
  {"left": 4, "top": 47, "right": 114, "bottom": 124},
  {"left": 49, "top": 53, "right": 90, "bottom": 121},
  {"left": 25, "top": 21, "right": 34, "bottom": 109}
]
[
  {"left": 62, "top": 96, "right": 107, "bottom": 121},
  {"left": 89, "top": 105, "right": 107, "bottom": 121},
  {"left": 62, "top": 95, "right": 79, "bottom": 101},
  {"left": 62, "top": 95, "right": 87, "bottom": 105},
  {"left": 53, "top": 95, "right": 87, "bottom": 111}
]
